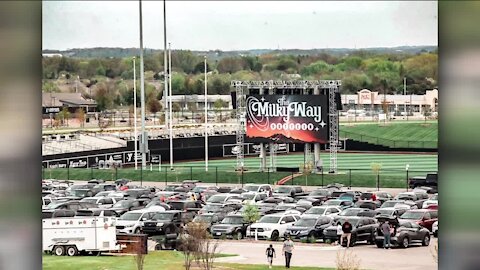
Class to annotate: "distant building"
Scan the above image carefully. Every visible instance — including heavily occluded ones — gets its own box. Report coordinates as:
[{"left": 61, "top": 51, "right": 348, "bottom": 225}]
[
  {"left": 42, "top": 92, "right": 97, "bottom": 114},
  {"left": 42, "top": 53, "right": 63, "bottom": 58},
  {"left": 162, "top": 95, "right": 232, "bottom": 110},
  {"left": 342, "top": 89, "right": 438, "bottom": 113}
]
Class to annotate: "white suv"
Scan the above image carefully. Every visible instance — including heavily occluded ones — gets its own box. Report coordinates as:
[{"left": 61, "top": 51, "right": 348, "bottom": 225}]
[
  {"left": 301, "top": 206, "right": 342, "bottom": 218},
  {"left": 247, "top": 213, "right": 299, "bottom": 241},
  {"left": 116, "top": 209, "right": 163, "bottom": 234},
  {"left": 244, "top": 184, "right": 272, "bottom": 195}
]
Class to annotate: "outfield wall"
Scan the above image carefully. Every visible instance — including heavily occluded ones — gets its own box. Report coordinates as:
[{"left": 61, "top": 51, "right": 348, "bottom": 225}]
[{"left": 42, "top": 135, "right": 436, "bottom": 163}]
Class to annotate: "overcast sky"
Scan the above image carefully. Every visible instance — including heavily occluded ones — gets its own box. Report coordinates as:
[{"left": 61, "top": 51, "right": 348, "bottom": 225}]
[{"left": 43, "top": 1, "right": 437, "bottom": 51}]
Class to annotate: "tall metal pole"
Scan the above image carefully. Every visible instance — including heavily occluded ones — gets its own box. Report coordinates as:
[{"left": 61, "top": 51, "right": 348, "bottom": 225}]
[
  {"left": 163, "top": 0, "right": 168, "bottom": 136},
  {"left": 133, "top": 57, "right": 138, "bottom": 170},
  {"left": 404, "top": 77, "right": 407, "bottom": 120},
  {"left": 169, "top": 43, "right": 173, "bottom": 169},
  {"left": 204, "top": 56, "right": 208, "bottom": 172},
  {"left": 139, "top": 0, "right": 147, "bottom": 169}
]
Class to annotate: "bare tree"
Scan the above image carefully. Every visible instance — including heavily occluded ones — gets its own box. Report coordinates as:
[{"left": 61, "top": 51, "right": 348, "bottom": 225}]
[{"left": 335, "top": 249, "right": 361, "bottom": 270}]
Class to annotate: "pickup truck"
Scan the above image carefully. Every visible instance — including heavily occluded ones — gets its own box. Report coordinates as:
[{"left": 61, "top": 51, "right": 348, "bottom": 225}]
[{"left": 408, "top": 173, "right": 437, "bottom": 191}]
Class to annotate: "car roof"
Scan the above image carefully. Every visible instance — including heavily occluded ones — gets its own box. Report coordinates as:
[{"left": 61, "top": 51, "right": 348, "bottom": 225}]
[
  {"left": 406, "top": 209, "right": 436, "bottom": 213},
  {"left": 128, "top": 209, "right": 159, "bottom": 214}
]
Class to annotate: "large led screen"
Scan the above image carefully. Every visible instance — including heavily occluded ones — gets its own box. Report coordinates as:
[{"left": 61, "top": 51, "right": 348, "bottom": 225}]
[{"left": 246, "top": 95, "right": 329, "bottom": 143}]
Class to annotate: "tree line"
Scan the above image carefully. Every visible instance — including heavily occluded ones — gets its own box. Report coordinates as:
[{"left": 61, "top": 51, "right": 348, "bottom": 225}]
[{"left": 43, "top": 49, "right": 437, "bottom": 111}]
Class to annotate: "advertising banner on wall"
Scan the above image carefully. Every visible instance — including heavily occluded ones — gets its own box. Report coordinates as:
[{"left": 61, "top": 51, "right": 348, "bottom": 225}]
[{"left": 246, "top": 95, "right": 329, "bottom": 143}]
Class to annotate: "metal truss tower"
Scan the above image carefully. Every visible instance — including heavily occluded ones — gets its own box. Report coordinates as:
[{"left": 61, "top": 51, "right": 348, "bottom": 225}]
[{"left": 231, "top": 80, "right": 341, "bottom": 173}]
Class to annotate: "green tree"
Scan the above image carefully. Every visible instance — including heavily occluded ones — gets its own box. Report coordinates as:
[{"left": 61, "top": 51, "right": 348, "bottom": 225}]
[
  {"left": 242, "top": 204, "right": 260, "bottom": 225},
  {"left": 42, "top": 81, "right": 60, "bottom": 93}
]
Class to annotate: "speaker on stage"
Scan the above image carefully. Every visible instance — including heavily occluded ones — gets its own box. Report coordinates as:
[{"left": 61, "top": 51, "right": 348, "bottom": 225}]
[
  {"left": 335, "top": 92, "right": 343, "bottom": 110},
  {"left": 231, "top": 91, "right": 237, "bottom": 109}
]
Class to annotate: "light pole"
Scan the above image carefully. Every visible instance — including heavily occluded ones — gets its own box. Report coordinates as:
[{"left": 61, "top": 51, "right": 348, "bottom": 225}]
[
  {"left": 204, "top": 56, "right": 208, "bottom": 172},
  {"left": 404, "top": 77, "right": 407, "bottom": 120},
  {"left": 133, "top": 56, "right": 138, "bottom": 170},
  {"left": 138, "top": 0, "right": 147, "bottom": 169},
  {"left": 168, "top": 42, "right": 173, "bottom": 169}
]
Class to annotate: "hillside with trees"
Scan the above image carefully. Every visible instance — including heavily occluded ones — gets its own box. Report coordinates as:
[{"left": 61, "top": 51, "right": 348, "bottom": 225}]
[{"left": 42, "top": 47, "right": 437, "bottom": 112}]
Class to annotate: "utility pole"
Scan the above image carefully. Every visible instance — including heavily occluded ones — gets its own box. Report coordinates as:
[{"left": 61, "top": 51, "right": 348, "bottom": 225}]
[{"left": 404, "top": 77, "right": 407, "bottom": 121}]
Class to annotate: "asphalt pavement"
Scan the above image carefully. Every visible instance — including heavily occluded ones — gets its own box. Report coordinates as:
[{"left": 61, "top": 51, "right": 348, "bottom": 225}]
[{"left": 213, "top": 238, "right": 438, "bottom": 270}]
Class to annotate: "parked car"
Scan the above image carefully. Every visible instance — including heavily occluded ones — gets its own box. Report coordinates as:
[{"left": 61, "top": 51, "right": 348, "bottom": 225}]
[
  {"left": 375, "top": 215, "right": 431, "bottom": 248},
  {"left": 79, "top": 197, "right": 118, "bottom": 208},
  {"left": 141, "top": 210, "right": 186, "bottom": 236},
  {"left": 210, "top": 214, "right": 250, "bottom": 239},
  {"left": 272, "top": 186, "right": 306, "bottom": 198},
  {"left": 247, "top": 213, "right": 300, "bottom": 241},
  {"left": 192, "top": 213, "right": 223, "bottom": 232},
  {"left": 323, "top": 217, "right": 378, "bottom": 246},
  {"left": 422, "top": 193, "right": 438, "bottom": 209},
  {"left": 167, "top": 200, "right": 203, "bottom": 222},
  {"left": 206, "top": 194, "right": 241, "bottom": 204},
  {"left": 198, "top": 203, "right": 238, "bottom": 219},
  {"left": 42, "top": 209, "right": 76, "bottom": 219},
  {"left": 116, "top": 209, "right": 164, "bottom": 234},
  {"left": 381, "top": 200, "right": 417, "bottom": 209},
  {"left": 243, "top": 184, "right": 272, "bottom": 195},
  {"left": 91, "top": 183, "right": 117, "bottom": 194},
  {"left": 432, "top": 221, "right": 438, "bottom": 237},
  {"left": 408, "top": 173, "right": 437, "bottom": 190},
  {"left": 297, "top": 189, "right": 331, "bottom": 202},
  {"left": 323, "top": 199, "right": 354, "bottom": 209},
  {"left": 75, "top": 208, "right": 119, "bottom": 217},
  {"left": 302, "top": 206, "right": 342, "bottom": 218},
  {"left": 375, "top": 207, "right": 406, "bottom": 218},
  {"left": 337, "top": 207, "right": 371, "bottom": 217},
  {"left": 43, "top": 200, "right": 96, "bottom": 214},
  {"left": 109, "top": 199, "right": 145, "bottom": 216},
  {"left": 354, "top": 200, "right": 381, "bottom": 210},
  {"left": 398, "top": 209, "right": 438, "bottom": 231},
  {"left": 284, "top": 216, "right": 332, "bottom": 240},
  {"left": 241, "top": 192, "right": 269, "bottom": 205}
]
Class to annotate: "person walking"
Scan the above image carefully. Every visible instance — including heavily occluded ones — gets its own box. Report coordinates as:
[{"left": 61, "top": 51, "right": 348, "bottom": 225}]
[
  {"left": 282, "top": 236, "right": 294, "bottom": 268},
  {"left": 265, "top": 244, "right": 276, "bottom": 269},
  {"left": 335, "top": 221, "right": 343, "bottom": 245},
  {"left": 381, "top": 220, "right": 392, "bottom": 249},
  {"left": 340, "top": 220, "right": 353, "bottom": 248}
]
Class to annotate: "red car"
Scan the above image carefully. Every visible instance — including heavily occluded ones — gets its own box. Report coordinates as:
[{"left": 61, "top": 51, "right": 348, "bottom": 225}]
[{"left": 398, "top": 209, "right": 438, "bottom": 231}]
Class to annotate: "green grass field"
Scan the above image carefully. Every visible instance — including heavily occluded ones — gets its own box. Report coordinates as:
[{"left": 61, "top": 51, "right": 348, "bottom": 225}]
[
  {"left": 340, "top": 122, "right": 438, "bottom": 148},
  {"left": 42, "top": 251, "right": 333, "bottom": 270},
  {"left": 44, "top": 152, "right": 437, "bottom": 188}
]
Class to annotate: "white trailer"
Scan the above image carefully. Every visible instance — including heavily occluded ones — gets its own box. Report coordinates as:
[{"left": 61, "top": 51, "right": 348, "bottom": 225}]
[{"left": 42, "top": 216, "right": 121, "bottom": 256}]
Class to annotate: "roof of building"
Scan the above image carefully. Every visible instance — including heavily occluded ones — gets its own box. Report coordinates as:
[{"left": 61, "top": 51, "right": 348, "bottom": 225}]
[{"left": 42, "top": 92, "right": 97, "bottom": 107}]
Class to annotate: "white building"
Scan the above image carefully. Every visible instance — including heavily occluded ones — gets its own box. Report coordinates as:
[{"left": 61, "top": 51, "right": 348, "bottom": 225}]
[
  {"left": 161, "top": 95, "right": 232, "bottom": 110},
  {"left": 342, "top": 89, "right": 438, "bottom": 114}
]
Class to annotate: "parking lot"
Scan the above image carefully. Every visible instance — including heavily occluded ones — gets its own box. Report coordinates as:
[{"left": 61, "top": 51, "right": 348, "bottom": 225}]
[{"left": 214, "top": 239, "right": 438, "bottom": 270}]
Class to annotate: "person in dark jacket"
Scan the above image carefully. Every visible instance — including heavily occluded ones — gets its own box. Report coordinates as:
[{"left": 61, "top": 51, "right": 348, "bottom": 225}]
[
  {"left": 340, "top": 220, "right": 353, "bottom": 248},
  {"left": 381, "top": 220, "right": 392, "bottom": 249},
  {"left": 265, "top": 244, "right": 276, "bottom": 269}
]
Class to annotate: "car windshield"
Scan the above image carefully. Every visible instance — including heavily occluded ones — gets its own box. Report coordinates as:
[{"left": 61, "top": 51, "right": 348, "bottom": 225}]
[
  {"left": 305, "top": 207, "right": 326, "bottom": 215},
  {"left": 377, "top": 209, "right": 395, "bottom": 216},
  {"left": 202, "top": 204, "right": 222, "bottom": 212},
  {"left": 95, "top": 191, "right": 111, "bottom": 197},
  {"left": 258, "top": 216, "right": 281, "bottom": 224},
  {"left": 46, "top": 201, "right": 65, "bottom": 209},
  {"left": 339, "top": 209, "right": 361, "bottom": 216},
  {"left": 207, "top": 195, "right": 227, "bottom": 203},
  {"left": 310, "top": 190, "right": 328, "bottom": 196},
  {"left": 119, "top": 212, "right": 142, "bottom": 221},
  {"left": 245, "top": 185, "right": 260, "bottom": 192},
  {"left": 400, "top": 212, "right": 425, "bottom": 220},
  {"left": 113, "top": 200, "right": 132, "bottom": 208},
  {"left": 146, "top": 201, "right": 164, "bottom": 208},
  {"left": 381, "top": 201, "right": 399, "bottom": 208},
  {"left": 222, "top": 216, "right": 244, "bottom": 224},
  {"left": 71, "top": 190, "right": 89, "bottom": 197},
  {"left": 242, "top": 193, "right": 256, "bottom": 200},
  {"left": 80, "top": 198, "right": 98, "bottom": 204},
  {"left": 274, "top": 187, "right": 291, "bottom": 193},
  {"left": 152, "top": 213, "right": 174, "bottom": 220},
  {"left": 193, "top": 187, "right": 206, "bottom": 192},
  {"left": 68, "top": 185, "right": 87, "bottom": 191},
  {"left": 324, "top": 200, "right": 341, "bottom": 206},
  {"left": 294, "top": 219, "right": 316, "bottom": 227},
  {"left": 194, "top": 215, "right": 213, "bottom": 222}
]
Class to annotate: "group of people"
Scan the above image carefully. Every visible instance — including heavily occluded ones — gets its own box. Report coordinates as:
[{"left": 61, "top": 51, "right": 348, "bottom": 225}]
[
  {"left": 265, "top": 220, "right": 394, "bottom": 268},
  {"left": 265, "top": 236, "right": 295, "bottom": 269}
]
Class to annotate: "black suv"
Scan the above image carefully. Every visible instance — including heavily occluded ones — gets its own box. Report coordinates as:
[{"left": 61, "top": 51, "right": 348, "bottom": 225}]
[
  {"left": 323, "top": 216, "right": 378, "bottom": 246},
  {"left": 167, "top": 200, "right": 203, "bottom": 222},
  {"left": 210, "top": 214, "right": 249, "bottom": 239},
  {"left": 284, "top": 216, "right": 332, "bottom": 240},
  {"left": 141, "top": 210, "right": 186, "bottom": 236}
]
